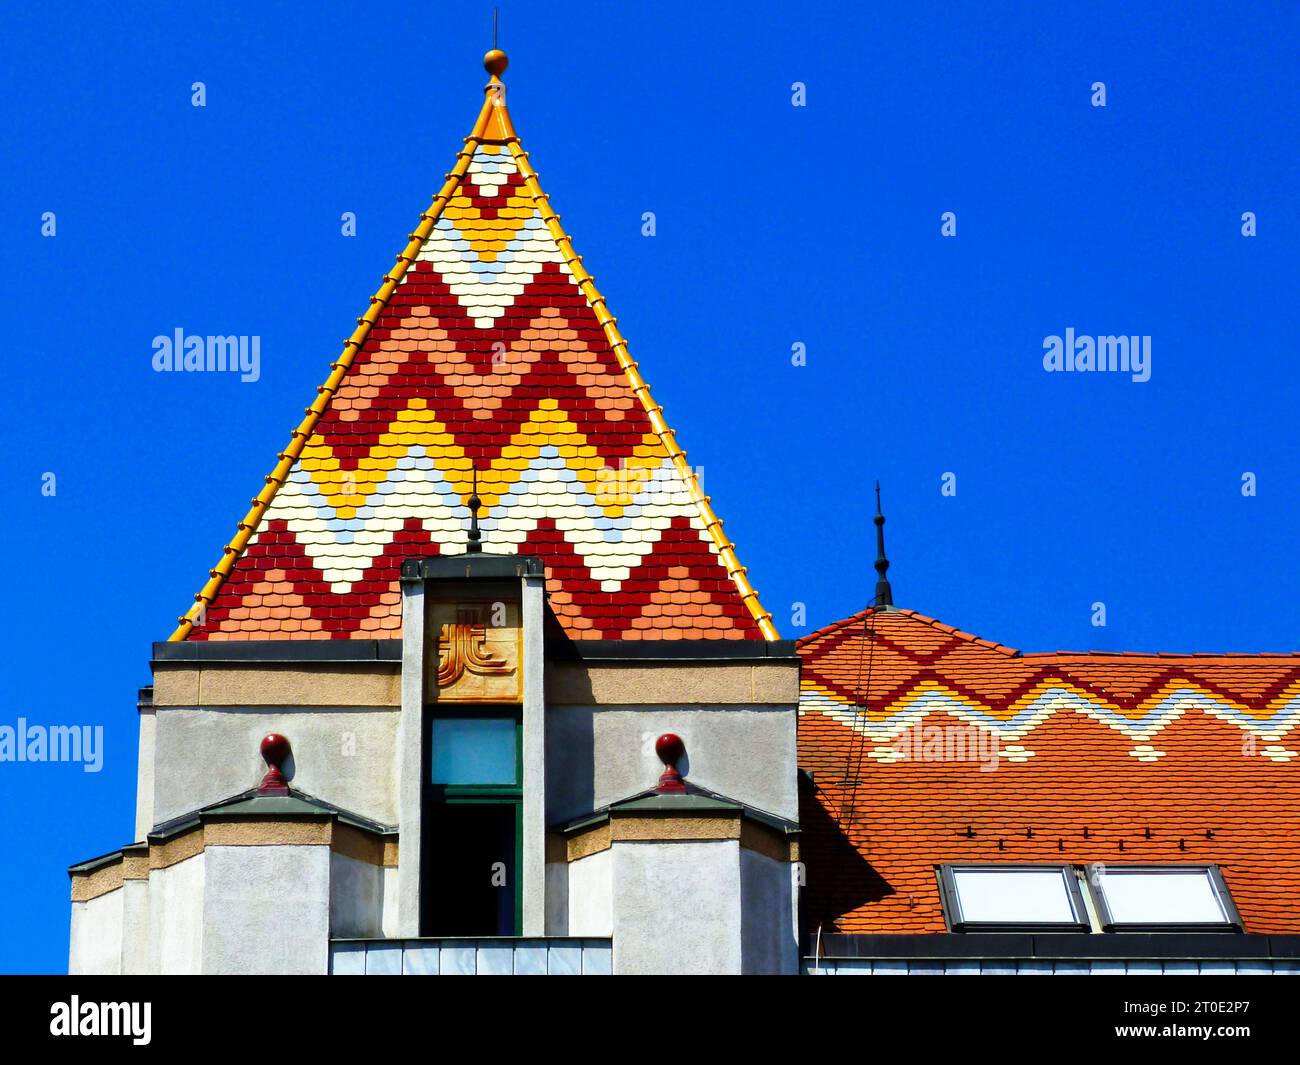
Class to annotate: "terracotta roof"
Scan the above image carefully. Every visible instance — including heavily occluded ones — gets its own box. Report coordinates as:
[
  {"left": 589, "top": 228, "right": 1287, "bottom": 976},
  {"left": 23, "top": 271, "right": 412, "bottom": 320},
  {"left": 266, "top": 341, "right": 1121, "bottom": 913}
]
[
  {"left": 797, "top": 607, "right": 1300, "bottom": 933},
  {"left": 170, "top": 53, "right": 774, "bottom": 643}
]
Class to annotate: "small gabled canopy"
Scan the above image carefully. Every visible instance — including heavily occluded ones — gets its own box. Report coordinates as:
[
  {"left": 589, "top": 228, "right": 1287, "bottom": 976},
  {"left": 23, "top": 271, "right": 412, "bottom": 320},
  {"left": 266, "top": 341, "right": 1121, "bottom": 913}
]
[
  {"left": 558, "top": 782, "right": 800, "bottom": 839},
  {"left": 69, "top": 786, "right": 395, "bottom": 877},
  {"left": 152, "top": 787, "right": 396, "bottom": 838}
]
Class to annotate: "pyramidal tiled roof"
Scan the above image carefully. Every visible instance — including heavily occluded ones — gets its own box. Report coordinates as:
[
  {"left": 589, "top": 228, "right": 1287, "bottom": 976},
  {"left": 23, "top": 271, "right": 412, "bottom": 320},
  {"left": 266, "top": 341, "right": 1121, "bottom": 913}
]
[
  {"left": 172, "top": 52, "right": 775, "bottom": 643},
  {"left": 797, "top": 606, "right": 1300, "bottom": 933}
]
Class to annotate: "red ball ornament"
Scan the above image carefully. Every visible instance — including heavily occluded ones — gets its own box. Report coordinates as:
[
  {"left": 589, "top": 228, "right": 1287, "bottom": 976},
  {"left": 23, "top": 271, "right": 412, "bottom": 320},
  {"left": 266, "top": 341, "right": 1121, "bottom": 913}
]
[
  {"left": 259, "top": 733, "right": 291, "bottom": 795},
  {"left": 655, "top": 733, "right": 687, "bottom": 794}
]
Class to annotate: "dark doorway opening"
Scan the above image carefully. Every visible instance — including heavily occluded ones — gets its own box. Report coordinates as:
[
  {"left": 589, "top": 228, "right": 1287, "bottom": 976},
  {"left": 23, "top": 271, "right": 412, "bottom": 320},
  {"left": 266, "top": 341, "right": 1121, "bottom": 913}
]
[{"left": 420, "top": 800, "right": 520, "bottom": 936}]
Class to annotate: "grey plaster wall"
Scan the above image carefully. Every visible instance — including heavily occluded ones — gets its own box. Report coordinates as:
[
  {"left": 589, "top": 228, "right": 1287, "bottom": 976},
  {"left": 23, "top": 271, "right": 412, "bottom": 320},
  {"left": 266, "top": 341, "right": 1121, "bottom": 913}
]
[
  {"left": 381, "top": 867, "right": 400, "bottom": 939},
  {"left": 74, "top": 847, "right": 383, "bottom": 975},
  {"left": 544, "top": 862, "right": 568, "bottom": 935},
  {"left": 134, "top": 707, "right": 156, "bottom": 840},
  {"left": 69, "top": 890, "right": 123, "bottom": 975},
  {"left": 568, "top": 849, "right": 613, "bottom": 937},
  {"left": 521, "top": 574, "right": 547, "bottom": 936},
  {"left": 201, "top": 845, "right": 330, "bottom": 975},
  {"left": 611, "top": 840, "right": 742, "bottom": 975},
  {"left": 119, "top": 879, "right": 152, "bottom": 974},
  {"left": 546, "top": 705, "right": 797, "bottom": 824},
  {"left": 396, "top": 579, "right": 424, "bottom": 937},
  {"left": 330, "top": 851, "right": 385, "bottom": 939},
  {"left": 740, "top": 848, "right": 798, "bottom": 974},
  {"left": 151, "top": 853, "right": 204, "bottom": 974},
  {"left": 151, "top": 707, "right": 399, "bottom": 826}
]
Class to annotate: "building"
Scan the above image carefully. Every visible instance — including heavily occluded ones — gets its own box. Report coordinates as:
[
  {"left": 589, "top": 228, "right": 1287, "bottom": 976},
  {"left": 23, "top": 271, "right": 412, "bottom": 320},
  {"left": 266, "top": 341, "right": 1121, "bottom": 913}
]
[
  {"left": 67, "top": 49, "right": 802, "bottom": 976},
  {"left": 67, "top": 48, "right": 1300, "bottom": 979},
  {"left": 798, "top": 500, "right": 1300, "bottom": 974}
]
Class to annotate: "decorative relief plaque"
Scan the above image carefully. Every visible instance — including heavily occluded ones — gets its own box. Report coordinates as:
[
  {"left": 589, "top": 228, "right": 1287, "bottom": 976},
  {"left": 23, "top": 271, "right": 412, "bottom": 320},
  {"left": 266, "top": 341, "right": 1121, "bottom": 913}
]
[{"left": 426, "top": 599, "right": 521, "bottom": 702}]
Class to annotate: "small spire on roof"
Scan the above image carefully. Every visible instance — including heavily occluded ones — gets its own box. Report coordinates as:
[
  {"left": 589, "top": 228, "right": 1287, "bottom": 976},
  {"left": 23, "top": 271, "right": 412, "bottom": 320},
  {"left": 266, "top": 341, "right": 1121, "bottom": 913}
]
[
  {"left": 484, "top": 11, "right": 508, "bottom": 99},
  {"left": 480, "top": 44, "right": 513, "bottom": 138},
  {"left": 484, "top": 7, "right": 507, "bottom": 81},
  {"left": 467, "top": 467, "right": 483, "bottom": 554},
  {"left": 873, "top": 481, "right": 893, "bottom": 608}
]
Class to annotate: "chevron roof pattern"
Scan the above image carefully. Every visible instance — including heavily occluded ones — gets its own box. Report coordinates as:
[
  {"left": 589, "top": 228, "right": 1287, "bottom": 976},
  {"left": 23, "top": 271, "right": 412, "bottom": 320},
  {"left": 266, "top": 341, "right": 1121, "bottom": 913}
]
[
  {"left": 173, "top": 58, "right": 774, "bottom": 643},
  {"left": 798, "top": 608, "right": 1300, "bottom": 933}
]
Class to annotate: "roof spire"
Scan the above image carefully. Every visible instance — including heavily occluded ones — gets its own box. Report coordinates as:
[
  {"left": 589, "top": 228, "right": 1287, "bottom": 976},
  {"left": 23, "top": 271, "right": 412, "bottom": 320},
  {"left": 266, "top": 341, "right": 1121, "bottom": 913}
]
[
  {"left": 484, "top": 8, "right": 508, "bottom": 83},
  {"left": 479, "top": 43, "right": 514, "bottom": 141},
  {"left": 467, "top": 467, "right": 483, "bottom": 554},
  {"left": 873, "top": 481, "right": 893, "bottom": 608}
]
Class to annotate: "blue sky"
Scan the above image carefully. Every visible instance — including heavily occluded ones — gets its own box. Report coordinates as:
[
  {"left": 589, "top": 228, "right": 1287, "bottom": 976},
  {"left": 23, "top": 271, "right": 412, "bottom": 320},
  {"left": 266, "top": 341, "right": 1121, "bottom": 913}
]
[{"left": 0, "top": 1, "right": 1296, "bottom": 972}]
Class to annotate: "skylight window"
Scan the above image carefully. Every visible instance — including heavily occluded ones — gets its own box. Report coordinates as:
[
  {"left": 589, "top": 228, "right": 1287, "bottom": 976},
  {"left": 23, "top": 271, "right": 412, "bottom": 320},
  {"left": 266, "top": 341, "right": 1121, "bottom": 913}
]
[
  {"left": 1088, "top": 865, "right": 1242, "bottom": 932},
  {"left": 939, "top": 865, "right": 1089, "bottom": 932}
]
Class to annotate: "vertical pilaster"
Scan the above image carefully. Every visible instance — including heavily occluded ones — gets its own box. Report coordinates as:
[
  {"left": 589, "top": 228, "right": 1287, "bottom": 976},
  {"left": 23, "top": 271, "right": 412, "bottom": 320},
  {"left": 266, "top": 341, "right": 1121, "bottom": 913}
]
[
  {"left": 396, "top": 577, "right": 425, "bottom": 936},
  {"left": 119, "top": 859, "right": 152, "bottom": 974},
  {"left": 134, "top": 693, "right": 156, "bottom": 841},
  {"left": 520, "top": 573, "right": 546, "bottom": 935}
]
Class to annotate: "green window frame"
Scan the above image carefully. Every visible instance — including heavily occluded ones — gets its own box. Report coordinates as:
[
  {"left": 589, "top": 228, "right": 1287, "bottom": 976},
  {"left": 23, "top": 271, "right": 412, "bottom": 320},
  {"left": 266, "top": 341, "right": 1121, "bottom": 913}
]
[{"left": 421, "top": 708, "right": 523, "bottom": 937}]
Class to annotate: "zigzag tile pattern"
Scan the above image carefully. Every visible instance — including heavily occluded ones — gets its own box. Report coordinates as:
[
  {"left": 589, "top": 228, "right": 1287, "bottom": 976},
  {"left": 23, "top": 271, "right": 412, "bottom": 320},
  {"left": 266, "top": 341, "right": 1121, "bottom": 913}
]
[
  {"left": 191, "top": 141, "right": 761, "bottom": 641},
  {"left": 797, "top": 608, "right": 1300, "bottom": 933}
]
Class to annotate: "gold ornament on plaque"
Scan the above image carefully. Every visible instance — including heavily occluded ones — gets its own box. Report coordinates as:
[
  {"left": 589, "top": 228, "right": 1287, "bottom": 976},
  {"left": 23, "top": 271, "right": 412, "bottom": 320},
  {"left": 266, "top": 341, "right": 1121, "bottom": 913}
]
[{"left": 429, "top": 603, "right": 520, "bottom": 702}]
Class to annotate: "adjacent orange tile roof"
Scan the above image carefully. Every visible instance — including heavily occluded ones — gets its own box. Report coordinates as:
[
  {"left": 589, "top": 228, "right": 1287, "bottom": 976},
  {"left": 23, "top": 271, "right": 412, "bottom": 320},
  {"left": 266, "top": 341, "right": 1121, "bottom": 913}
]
[
  {"left": 171, "top": 54, "right": 775, "bottom": 643},
  {"left": 798, "top": 607, "right": 1300, "bottom": 933}
]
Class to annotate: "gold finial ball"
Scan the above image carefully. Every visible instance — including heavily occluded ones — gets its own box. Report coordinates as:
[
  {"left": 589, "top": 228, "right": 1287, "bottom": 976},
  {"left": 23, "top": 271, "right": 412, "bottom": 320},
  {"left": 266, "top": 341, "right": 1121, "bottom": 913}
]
[{"left": 484, "top": 49, "right": 509, "bottom": 77}]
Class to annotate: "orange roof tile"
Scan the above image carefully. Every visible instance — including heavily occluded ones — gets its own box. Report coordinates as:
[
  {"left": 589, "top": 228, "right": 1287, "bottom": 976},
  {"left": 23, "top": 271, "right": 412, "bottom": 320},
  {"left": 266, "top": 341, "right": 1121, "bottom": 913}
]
[{"left": 798, "top": 607, "right": 1300, "bottom": 933}]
